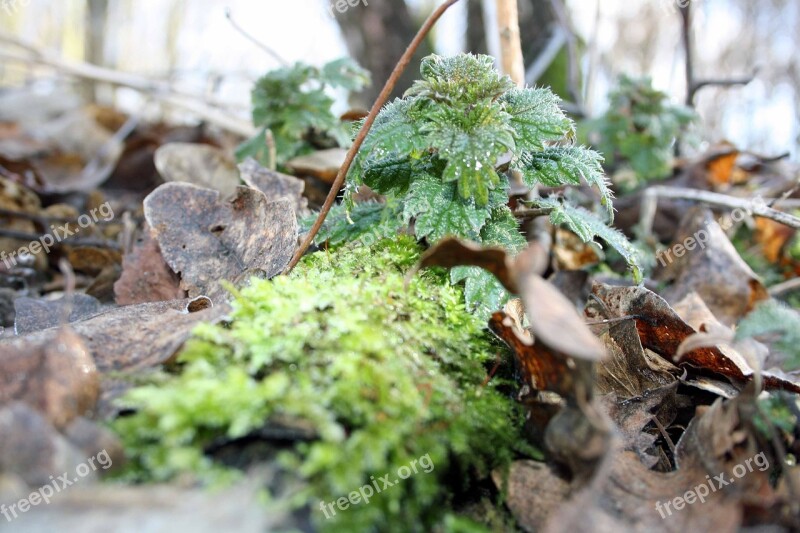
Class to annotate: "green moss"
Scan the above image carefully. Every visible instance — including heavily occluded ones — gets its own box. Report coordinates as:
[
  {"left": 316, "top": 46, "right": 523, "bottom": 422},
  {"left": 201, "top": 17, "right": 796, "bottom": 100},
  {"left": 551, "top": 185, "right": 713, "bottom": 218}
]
[{"left": 112, "top": 236, "right": 534, "bottom": 531}]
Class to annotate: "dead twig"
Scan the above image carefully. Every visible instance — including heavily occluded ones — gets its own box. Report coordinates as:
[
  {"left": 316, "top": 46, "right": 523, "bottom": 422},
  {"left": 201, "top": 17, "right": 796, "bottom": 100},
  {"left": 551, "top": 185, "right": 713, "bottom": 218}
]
[
  {"left": 283, "top": 0, "right": 464, "bottom": 274},
  {"left": 679, "top": 6, "right": 754, "bottom": 106},
  {"left": 643, "top": 186, "right": 800, "bottom": 230},
  {"left": 0, "top": 34, "right": 254, "bottom": 137},
  {"left": 224, "top": 8, "right": 289, "bottom": 66}
]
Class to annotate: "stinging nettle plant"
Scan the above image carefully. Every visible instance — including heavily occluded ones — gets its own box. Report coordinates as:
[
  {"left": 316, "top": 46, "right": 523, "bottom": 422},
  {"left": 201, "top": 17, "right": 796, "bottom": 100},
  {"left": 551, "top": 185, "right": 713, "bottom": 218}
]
[{"left": 319, "top": 54, "right": 639, "bottom": 315}]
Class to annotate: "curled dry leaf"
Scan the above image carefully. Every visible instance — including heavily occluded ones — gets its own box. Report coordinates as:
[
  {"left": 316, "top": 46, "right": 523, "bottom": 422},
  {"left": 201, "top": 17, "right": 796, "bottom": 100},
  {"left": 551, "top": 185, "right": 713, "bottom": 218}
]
[
  {"left": 238, "top": 157, "right": 308, "bottom": 217},
  {"left": 542, "top": 393, "right": 779, "bottom": 533},
  {"left": 416, "top": 237, "right": 605, "bottom": 361},
  {"left": 144, "top": 182, "right": 297, "bottom": 301},
  {"left": 656, "top": 206, "right": 768, "bottom": 325},
  {"left": 0, "top": 327, "right": 98, "bottom": 428},
  {"left": 588, "top": 283, "right": 800, "bottom": 393},
  {"left": 154, "top": 142, "right": 240, "bottom": 198}
]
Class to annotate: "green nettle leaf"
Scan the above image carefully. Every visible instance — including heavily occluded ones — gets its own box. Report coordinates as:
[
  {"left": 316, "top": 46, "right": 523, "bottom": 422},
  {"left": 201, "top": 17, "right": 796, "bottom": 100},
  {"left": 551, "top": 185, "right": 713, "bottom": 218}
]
[
  {"left": 502, "top": 87, "right": 573, "bottom": 152},
  {"left": 581, "top": 74, "right": 697, "bottom": 189},
  {"left": 533, "top": 197, "right": 642, "bottom": 282},
  {"left": 424, "top": 103, "right": 515, "bottom": 205},
  {"left": 403, "top": 174, "right": 490, "bottom": 242},
  {"left": 308, "top": 202, "right": 403, "bottom": 246},
  {"left": 320, "top": 57, "right": 371, "bottom": 90},
  {"left": 325, "top": 53, "right": 639, "bottom": 313},
  {"left": 519, "top": 146, "right": 614, "bottom": 221},
  {"left": 407, "top": 54, "right": 515, "bottom": 104},
  {"left": 735, "top": 300, "right": 800, "bottom": 369},
  {"left": 241, "top": 58, "right": 369, "bottom": 165}
]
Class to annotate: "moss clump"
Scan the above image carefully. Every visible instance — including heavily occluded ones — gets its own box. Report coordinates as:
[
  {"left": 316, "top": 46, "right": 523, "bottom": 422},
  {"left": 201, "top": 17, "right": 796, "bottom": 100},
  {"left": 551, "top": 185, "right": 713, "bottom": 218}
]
[{"left": 112, "top": 236, "right": 533, "bottom": 531}]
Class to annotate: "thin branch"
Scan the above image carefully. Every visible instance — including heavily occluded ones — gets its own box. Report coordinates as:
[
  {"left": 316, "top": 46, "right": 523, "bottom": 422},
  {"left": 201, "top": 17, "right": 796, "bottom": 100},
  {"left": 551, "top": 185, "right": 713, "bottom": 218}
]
[
  {"left": 769, "top": 277, "right": 800, "bottom": 297},
  {"left": 283, "top": 0, "right": 464, "bottom": 274},
  {"left": 0, "top": 34, "right": 255, "bottom": 137},
  {"left": 644, "top": 186, "right": 800, "bottom": 230},
  {"left": 679, "top": 6, "right": 754, "bottom": 105},
  {"left": 224, "top": 8, "right": 289, "bottom": 66},
  {"left": 548, "top": 0, "right": 580, "bottom": 105},
  {"left": 524, "top": 26, "right": 567, "bottom": 85}
]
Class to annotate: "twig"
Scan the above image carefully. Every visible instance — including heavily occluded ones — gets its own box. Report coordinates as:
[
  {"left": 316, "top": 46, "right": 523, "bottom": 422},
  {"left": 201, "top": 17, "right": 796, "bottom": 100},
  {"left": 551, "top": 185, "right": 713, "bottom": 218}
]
[
  {"left": 524, "top": 27, "right": 566, "bottom": 85},
  {"left": 224, "top": 8, "right": 289, "bottom": 66},
  {"left": 0, "top": 34, "right": 255, "bottom": 137},
  {"left": 283, "top": 0, "right": 464, "bottom": 274},
  {"left": 679, "top": 6, "right": 754, "bottom": 106},
  {"left": 514, "top": 207, "right": 554, "bottom": 222},
  {"left": 548, "top": 0, "right": 580, "bottom": 105},
  {"left": 769, "top": 277, "right": 800, "bottom": 297},
  {"left": 644, "top": 186, "right": 800, "bottom": 229}
]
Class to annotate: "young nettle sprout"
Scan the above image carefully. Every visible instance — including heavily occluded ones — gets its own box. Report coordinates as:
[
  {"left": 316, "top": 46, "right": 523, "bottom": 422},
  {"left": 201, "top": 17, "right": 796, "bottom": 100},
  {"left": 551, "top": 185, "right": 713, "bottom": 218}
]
[{"left": 319, "top": 54, "right": 639, "bottom": 315}]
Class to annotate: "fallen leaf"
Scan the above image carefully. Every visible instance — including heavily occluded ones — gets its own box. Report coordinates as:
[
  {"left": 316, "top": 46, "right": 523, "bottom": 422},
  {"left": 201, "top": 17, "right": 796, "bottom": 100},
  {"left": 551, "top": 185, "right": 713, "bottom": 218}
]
[
  {"left": 656, "top": 207, "right": 768, "bottom": 325},
  {"left": 143, "top": 183, "right": 297, "bottom": 300},
  {"left": 0, "top": 327, "right": 98, "bottom": 428},
  {"left": 114, "top": 229, "right": 184, "bottom": 305},
  {"left": 285, "top": 148, "right": 347, "bottom": 184},
  {"left": 154, "top": 142, "right": 240, "bottom": 198},
  {"left": 238, "top": 157, "right": 308, "bottom": 216},
  {"left": 14, "top": 294, "right": 104, "bottom": 334}
]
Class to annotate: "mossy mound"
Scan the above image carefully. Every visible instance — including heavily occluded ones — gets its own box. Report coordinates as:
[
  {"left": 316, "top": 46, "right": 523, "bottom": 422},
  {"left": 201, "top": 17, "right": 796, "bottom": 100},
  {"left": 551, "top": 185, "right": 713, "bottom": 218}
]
[{"left": 112, "top": 237, "right": 533, "bottom": 531}]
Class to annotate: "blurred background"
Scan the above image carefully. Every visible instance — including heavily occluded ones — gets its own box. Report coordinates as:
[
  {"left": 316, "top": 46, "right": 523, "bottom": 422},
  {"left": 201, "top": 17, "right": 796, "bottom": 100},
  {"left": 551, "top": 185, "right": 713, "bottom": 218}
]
[{"left": 0, "top": 0, "right": 798, "bottom": 158}]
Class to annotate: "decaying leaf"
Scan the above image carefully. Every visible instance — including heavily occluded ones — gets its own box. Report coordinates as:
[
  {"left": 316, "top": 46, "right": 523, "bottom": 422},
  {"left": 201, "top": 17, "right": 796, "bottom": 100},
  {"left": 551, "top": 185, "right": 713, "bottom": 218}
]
[
  {"left": 238, "top": 157, "right": 308, "bottom": 216},
  {"left": 0, "top": 327, "right": 98, "bottom": 428},
  {"left": 154, "top": 142, "right": 240, "bottom": 198},
  {"left": 2, "top": 298, "right": 224, "bottom": 374},
  {"left": 14, "top": 294, "right": 104, "bottom": 334},
  {"left": 144, "top": 182, "right": 297, "bottom": 300},
  {"left": 417, "top": 237, "right": 605, "bottom": 361},
  {"left": 114, "top": 229, "right": 184, "bottom": 305},
  {"left": 588, "top": 283, "right": 800, "bottom": 393},
  {"left": 656, "top": 207, "right": 769, "bottom": 325}
]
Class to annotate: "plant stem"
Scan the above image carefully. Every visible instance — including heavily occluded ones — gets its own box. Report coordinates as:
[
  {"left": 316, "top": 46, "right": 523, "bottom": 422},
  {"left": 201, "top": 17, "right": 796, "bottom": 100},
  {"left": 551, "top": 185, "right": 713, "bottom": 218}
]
[{"left": 282, "top": 0, "right": 464, "bottom": 274}]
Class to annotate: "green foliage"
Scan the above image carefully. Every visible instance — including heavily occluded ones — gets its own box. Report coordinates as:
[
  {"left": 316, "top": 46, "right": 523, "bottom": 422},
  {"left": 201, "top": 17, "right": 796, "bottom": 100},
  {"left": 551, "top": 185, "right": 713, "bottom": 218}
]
[
  {"left": 328, "top": 53, "right": 630, "bottom": 315},
  {"left": 531, "top": 197, "right": 642, "bottom": 282},
  {"left": 582, "top": 75, "right": 697, "bottom": 189},
  {"left": 237, "top": 58, "right": 370, "bottom": 165},
  {"left": 754, "top": 394, "right": 798, "bottom": 437},
  {"left": 735, "top": 299, "right": 800, "bottom": 370},
  {"left": 112, "top": 237, "right": 535, "bottom": 532}
]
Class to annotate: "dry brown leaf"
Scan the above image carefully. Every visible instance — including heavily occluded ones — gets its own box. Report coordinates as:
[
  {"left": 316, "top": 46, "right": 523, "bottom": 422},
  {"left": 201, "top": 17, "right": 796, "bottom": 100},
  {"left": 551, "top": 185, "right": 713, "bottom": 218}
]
[
  {"left": 114, "top": 229, "right": 184, "bottom": 305},
  {"left": 154, "top": 142, "right": 240, "bottom": 198},
  {"left": 144, "top": 183, "right": 297, "bottom": 301},
  {"left": 0, "top": 327, "right": 98, "bottom": 428}
]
